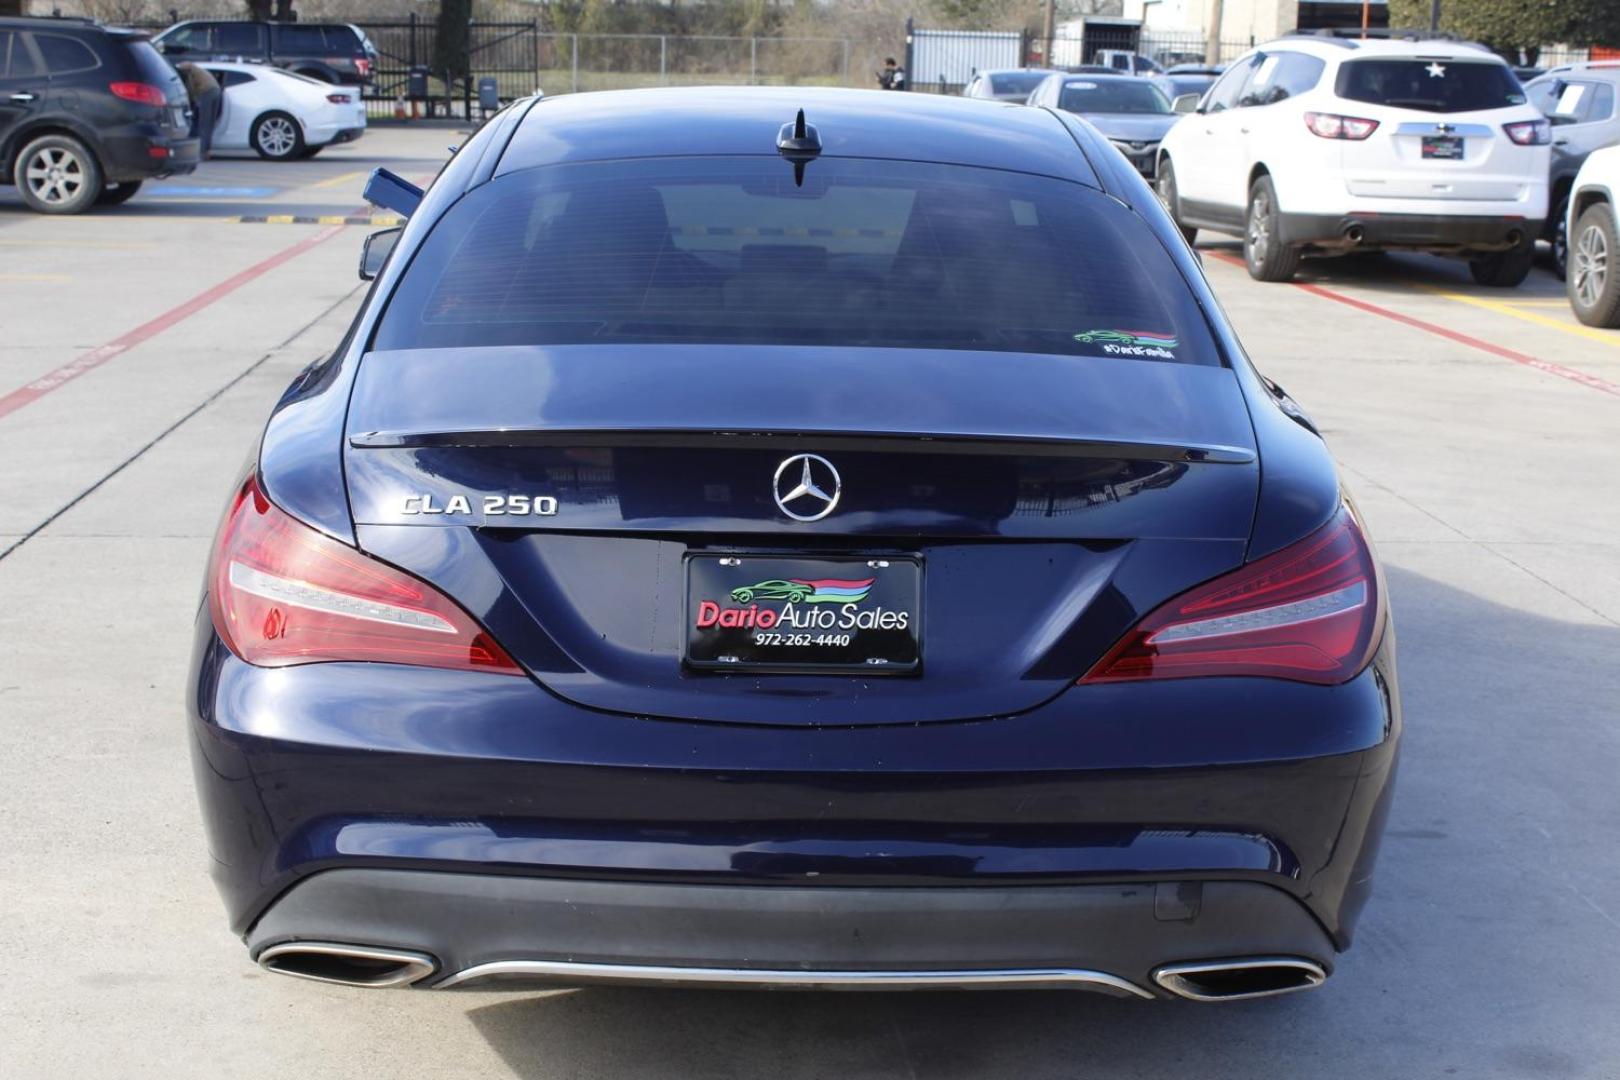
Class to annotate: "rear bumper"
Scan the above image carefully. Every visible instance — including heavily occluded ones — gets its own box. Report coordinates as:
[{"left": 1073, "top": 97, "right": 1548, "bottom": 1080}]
[
  {"left": 189, "top": 621, "right": 1400, "bottom": 973},
  {"left": 99, "top": 124, "right": 201, "bottom": 182},
  {"left": 1279, "top": 211, "right": 1541, "bottom": 253},
  {"left": 247, "top": 869, "right": 1336, "bottom": 998}
]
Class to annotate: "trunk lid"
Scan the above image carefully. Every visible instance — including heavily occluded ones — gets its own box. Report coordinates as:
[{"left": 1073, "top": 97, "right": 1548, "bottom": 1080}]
[{"left": 345, "top": 345, "right": 1259, "bottom": 726}]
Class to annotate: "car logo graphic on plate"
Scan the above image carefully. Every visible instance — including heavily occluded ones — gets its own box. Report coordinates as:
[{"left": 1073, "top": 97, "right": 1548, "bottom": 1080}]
[{"left": 773, "top": 454, "right": 841, "bottom": 522}]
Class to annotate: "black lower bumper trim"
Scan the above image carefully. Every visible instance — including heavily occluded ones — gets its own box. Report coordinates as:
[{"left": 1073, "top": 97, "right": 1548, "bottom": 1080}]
[
  {"left": 1279, "top": 211, "right": 1542, "bottom": 252},
  {"left": 246, "top": 869, "right": 1336, "bottom": 995}
]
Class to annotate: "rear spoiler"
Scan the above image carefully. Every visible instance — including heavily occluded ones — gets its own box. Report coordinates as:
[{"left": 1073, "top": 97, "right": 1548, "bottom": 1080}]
[{"left": 348, "top": 427, "right": 1255, "bottom": 464}]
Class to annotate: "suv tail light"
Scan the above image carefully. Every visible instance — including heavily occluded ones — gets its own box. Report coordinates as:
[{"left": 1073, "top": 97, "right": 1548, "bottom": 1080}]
[
  {"left": 207, "top": 477, "right": 521, "bottom": 674},
  {"left": 1082, "top": 505, "right": 1383, "bottom": 685},
  {"left": 110, "top": 81, "right": 168, "bottom": 106},
  {"left": 355, "top": 56, "right": 372, "bottom": 77},
  {"left": 1304, "top": 111, "right": 1379, "bottom": 140},
  {"left": 1503, "top": 119, "right": 1551, "bottom": 145}
]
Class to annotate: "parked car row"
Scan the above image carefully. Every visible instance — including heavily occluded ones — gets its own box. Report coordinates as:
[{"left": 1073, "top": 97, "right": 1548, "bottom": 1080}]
[{"left": 1, "top": 14, "right": 368, "bottom": 214}]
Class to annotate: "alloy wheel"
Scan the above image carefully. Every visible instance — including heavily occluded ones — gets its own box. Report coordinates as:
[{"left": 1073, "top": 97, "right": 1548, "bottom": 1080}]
[
  {"left": 258, "top": 117, "right": 297, "bottom": 157},
  {"left": 1247, "top": 189, "right": 1271, "bottom": 265},
  {"left": 23, "top": 146, "right": 85, "bottom": 206},
  {"left": 1573, "top": 224, "right": 1608, "bottom": 308}
]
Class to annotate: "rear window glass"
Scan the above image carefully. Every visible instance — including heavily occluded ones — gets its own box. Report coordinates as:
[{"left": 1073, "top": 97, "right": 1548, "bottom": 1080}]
[
  {"left": 127, "top": 40, "right": 182, "bottom": 87},
  {"left": 990, "top": 72, "right": 1049, "bottom": 95},
  {"left": 277, "top": 25, "right": 327, "bottom": 52},
  {"left": 1058, "top": 80, "right": 1171, "bottom": 114},
  {"left": 1336, "top": 59, "right": 1526, "bottom": 113},
  {"left": 375, "top": 157, "right": 1217, "bottom": 366}
]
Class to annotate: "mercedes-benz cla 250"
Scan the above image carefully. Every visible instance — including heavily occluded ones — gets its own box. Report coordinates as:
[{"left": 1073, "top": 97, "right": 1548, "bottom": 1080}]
[{"left": 188, "top": 88, "right": 1399, "bottom": 1001}]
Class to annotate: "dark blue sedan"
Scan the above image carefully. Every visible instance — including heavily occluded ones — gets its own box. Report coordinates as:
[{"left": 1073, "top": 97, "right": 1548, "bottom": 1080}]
[{"left": 188, "top": 86, "right": 1399, "bottom": 1002}]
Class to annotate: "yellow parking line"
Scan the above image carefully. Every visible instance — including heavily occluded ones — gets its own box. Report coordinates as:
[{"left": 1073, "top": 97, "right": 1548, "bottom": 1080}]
[
  {"left": 0, "top": 272, "right": 70, "bottom": 282},
  {"left": 310, "top": 169, "right": 366, "bottom": 190},
  {"left": 1424, "top": 287, "right": 1620, "bottom": 348},
  {"left": 1496, "top": 299, "right": 1572, "bottom": 307}
]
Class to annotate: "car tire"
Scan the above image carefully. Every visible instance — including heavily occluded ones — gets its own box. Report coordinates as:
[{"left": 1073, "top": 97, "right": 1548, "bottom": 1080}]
[
  {"left": 1549, "top": 193, "right": 1570, "bottom": 281},
  {"left": 252, "top": 112, "right": 306, "bottom": 161},
  {"left": 13, "top": 133, "right": 103, "bottom": 215},
  {"left": 1243, "top": 175, "right": 1300, "bottom": 283},
  {"left": 1468, "top": 244, "right": 1534, "bottom": 288},
  {"left": 1568, "top": 202, "right": 1620, "bottom": 327},
  {"left": 1155, "top": 158, "right": 1197, "bottom": 247},
  {"left": 96, "top": 180, "right": 143, "bottom": 206}
]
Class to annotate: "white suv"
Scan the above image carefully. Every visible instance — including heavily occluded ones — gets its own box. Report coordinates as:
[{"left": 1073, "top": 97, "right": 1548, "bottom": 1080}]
[
  {"left": 1156, "top": 37, "right": 1550, "bottom": 285},
  {"left": 1565, "top": 143, "right": 1620, "bottom": 326}
]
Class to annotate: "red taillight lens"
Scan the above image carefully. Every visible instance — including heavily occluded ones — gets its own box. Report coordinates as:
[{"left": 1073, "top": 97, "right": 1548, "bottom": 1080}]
[
  {"left": 207, "top": 477, "right": 521, "bottom": 674},
  {"left": 1304, "top": 111, "right": 1379, "bottom": 140},
  {"left": 1503, "top": 119, "right": 1551, "bottom": 146},
  {"left": 327, "top": 93, "right": 352, "bottom": 104},
  {"left": 1081, "top": 506, "right": 1383, "bottom": 685},
  {"left": 110, "top": 81, "right": 168, "bottom": 106},
  {"left": 355, "top": 57, "right": 372, "bottom": 77}
]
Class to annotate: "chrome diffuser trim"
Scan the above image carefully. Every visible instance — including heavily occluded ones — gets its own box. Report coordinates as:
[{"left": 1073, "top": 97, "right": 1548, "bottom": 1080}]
[
  {"left": 256, "top": 941, "right": 438, "bottom": 988},
  {"left": 1151, "top": 957, "right": 1327, "bottom": 1002},
  {"left": 436, "top": 960, "right": 1154, "bottom": 996}
]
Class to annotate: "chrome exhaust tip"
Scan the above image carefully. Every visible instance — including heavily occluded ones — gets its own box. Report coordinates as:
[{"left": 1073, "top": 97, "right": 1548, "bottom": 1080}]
[
  {"left": 1152, "top": 957, "right": 1326, "bottom": 1002},
  {"left": 256, "top": 941, "right": 438, "bottom": 988}
]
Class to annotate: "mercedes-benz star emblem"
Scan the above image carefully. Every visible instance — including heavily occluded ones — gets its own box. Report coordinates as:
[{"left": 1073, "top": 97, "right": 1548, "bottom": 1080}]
[{"left": 773, "top": 454, "right": 841, "bottom": 522}]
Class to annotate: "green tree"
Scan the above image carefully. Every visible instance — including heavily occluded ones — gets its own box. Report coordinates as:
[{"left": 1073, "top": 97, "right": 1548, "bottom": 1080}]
[
  {"left": 434, "top": 0, "right": 474, "bottom": 83},
  {"left": 1389, "top": 0, "right": 1620, "bottom": 51}
]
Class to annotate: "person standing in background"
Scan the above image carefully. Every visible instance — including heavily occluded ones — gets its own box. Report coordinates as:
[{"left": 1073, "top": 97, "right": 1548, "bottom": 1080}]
[
  {"left": 176, "top": 61, "right": 222, "bottom": 157},
  {"left": 877, "top": 57, "right": 906, "bottom": 90}
]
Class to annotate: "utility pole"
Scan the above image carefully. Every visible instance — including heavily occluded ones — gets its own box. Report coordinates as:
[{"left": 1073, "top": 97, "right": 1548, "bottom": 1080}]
[
  {"left": 1429, "top": 0, "right": 1442, "bottom": 32},
  {"left": 1042, "top": 0, "right": 1055, "bottom": 69},
  {"left": 1205, "top": 0, "right": 1224, "bottom": 65}
]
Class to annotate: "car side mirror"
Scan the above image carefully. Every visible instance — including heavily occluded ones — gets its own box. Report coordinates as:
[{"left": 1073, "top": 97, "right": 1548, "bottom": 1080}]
[
  {"left": 359, "top": 226, "right": 402, "bottom": 281},
  {"left": 1172, "top": 93, "right": 1201, "bottom": 115}
]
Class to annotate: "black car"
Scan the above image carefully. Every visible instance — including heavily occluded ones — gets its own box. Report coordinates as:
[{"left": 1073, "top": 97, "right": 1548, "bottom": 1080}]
[
  {"left": 152, "top": 20, "right": 374, "bottom": 86},
  {"left": 0, "top": 17, "right": 198, "bottom": 214},
  {"left": 1525, "top": 64, "right": 1620, "bottom": 277},
  {"left": 189, "top": 87, "right": 1399, "bottom": 1002}
]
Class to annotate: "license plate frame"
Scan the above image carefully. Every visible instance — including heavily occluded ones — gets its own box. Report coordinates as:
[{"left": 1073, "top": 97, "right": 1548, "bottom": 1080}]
[
  {"left": 1421, "top": 135, "right": 1465, "bottom": 160},
  {"left": 683, "top": 553, "right": 922, "bottom": 675}
]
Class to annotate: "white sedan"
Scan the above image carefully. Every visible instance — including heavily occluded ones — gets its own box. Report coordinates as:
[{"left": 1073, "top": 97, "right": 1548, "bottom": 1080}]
[{"left": 200, "top": 61, "right": 367, "bottom": 161}]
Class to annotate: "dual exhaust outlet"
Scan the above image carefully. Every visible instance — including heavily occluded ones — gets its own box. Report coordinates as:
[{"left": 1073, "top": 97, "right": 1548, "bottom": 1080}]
[
  {"left": 1338, "top": 223, "right": 1524, "bottom": 248},
  {"left": 255, "top": 942, "right": 1326, "bottom": 1002}
]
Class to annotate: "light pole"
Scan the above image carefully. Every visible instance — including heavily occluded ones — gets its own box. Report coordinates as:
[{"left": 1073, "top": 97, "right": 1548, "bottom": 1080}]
[{"left": 1206, "top": 0, "right": 1225, "bottom": 64}]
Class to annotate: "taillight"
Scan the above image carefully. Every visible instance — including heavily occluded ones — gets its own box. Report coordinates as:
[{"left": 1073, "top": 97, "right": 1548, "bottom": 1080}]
[
  {"left": 1082, "top": 505, "right": 1383, "bottom": 685},
  {"left": 1304, "top": 111, "right": 1379, "bottom": 140},
  {"left": 327, "top": 93, "right": 352, "bottom": 104},
  {"left": 355, "top": 56, "right": 372, "bottom": 77},
  {"left": 109, "top": 81, "right": 168, "bottom": 106},
  {"left": 1503, "top": 119, "right": 1551, "bottom": 146},
  {"left": 207, "top": 477, "right": 521, "bottom": 674}
]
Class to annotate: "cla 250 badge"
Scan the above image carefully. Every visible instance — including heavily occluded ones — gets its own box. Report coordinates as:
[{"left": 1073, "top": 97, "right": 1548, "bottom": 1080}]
[{"left": 401, "top": 494, "right": 559, "bottom": 517}]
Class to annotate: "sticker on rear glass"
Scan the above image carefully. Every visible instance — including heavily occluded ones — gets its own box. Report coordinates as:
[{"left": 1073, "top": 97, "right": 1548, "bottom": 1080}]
[{"left": 1074, "top": 328, "right": 1179, "bottom": 359}]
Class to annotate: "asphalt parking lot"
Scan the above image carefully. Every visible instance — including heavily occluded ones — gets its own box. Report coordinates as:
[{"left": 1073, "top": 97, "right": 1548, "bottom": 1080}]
[{"left": 2, "top": 124, "right": 1618, "bottom": 1078}]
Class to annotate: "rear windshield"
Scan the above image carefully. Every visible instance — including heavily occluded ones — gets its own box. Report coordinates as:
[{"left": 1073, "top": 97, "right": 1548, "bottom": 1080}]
[
  {"left": 1335, "top": 59, "right": 1526, "bottom": 113},
  {"left": 374, "top": 156, "right": 1217, "bottom": 365},
  {"left": 1058, "top": 80, "right": 1171, "bottom": 114},
  {"left": 126, "top": 39, "right": 184, "bottom": 91},
  {"left": 990, "top": 71, "right": 1049, "bottom": 95}
]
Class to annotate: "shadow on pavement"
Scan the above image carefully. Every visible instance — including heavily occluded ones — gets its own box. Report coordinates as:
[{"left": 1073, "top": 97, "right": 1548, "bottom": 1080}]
[{"left": 462, "top": 565, "right": 1620, "bottom": 1079}]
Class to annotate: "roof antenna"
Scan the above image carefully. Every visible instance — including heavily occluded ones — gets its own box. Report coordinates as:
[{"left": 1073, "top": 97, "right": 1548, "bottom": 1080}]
[{"left": 776, "top": 109, "right": 821, "bottom": 187}]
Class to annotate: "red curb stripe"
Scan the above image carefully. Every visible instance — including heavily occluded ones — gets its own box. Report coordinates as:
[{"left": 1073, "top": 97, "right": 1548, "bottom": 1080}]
[
  {"left": 0, "top": 223, "right": 346, "bottom": 422},
  {"left": 1209, "top": 251, "right": 1620, "bottom": 398}
]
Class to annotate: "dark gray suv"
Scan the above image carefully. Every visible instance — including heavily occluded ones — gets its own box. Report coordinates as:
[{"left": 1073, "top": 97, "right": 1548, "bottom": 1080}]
[{"left": 1525, "top": 64, "right": 1620, "bottom": 277}]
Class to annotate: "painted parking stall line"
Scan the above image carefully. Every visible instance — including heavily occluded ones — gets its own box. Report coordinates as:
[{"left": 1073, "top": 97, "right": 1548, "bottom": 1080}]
[
  {"left": 1208, "top": 252, "right": 1620, "bottom": 398},
  {"left": 0, "top": 223, "right": 345, "bottom": 422}
]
